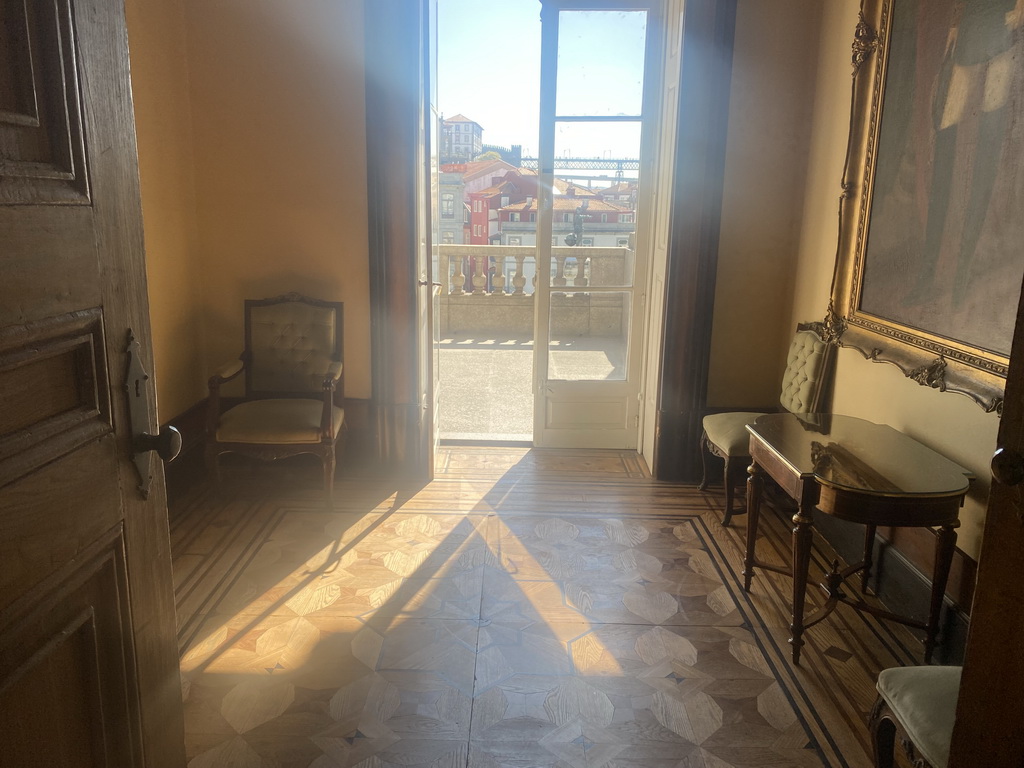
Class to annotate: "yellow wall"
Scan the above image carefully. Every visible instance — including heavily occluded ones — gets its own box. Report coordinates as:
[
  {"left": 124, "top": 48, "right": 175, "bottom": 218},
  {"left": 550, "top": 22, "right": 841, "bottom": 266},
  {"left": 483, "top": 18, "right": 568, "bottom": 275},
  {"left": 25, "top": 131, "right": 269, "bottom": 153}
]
[
  {"left": 126, "top": 0, "right": 206, "bottom": 420},
  {"left": 709, "top": 0, "right": 824, "bottom": 408},
  {"left": 183, "top": 0, "right": 370, "bottom": 399},
  {"left": 128, "top": 0, "right": 371, "bottom": 417},
  {"left": 787, "top": 0, "right": 999, "bottom": 559}
]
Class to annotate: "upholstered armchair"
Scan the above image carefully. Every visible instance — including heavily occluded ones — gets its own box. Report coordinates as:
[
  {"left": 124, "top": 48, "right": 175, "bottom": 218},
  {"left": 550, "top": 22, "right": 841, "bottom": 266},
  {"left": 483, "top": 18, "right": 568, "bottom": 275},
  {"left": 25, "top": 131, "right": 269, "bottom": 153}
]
[
  {"left": 869, "top": 665, "right": 961, "bottom": 768},
  {"left": 205, "top": 294, "right": 345, "bottom": 503},
  {"left": 699, "top": 324, "right": 834, "bottom": 525}
]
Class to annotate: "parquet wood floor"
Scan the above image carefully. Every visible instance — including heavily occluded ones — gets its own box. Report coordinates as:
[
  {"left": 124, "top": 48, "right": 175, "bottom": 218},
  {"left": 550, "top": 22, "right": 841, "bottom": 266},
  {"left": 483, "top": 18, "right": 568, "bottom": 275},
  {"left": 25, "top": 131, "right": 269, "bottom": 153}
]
[{"left": 171, "top": 447, "right": 922, "bottom": 768}]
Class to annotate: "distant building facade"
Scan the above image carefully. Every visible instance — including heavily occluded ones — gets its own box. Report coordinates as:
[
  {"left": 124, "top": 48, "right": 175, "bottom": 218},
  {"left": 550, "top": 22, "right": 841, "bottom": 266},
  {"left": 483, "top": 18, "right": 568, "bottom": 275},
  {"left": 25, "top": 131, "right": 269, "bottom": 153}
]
[
  {"left": 439, "top": 169, "right": 469, "bottom": 245},
  {"left": 440, "top": 114, "right": 483, "bottom": 164},
  {"left": 498, "top": 185, "right": 634, "bottom": 248}
]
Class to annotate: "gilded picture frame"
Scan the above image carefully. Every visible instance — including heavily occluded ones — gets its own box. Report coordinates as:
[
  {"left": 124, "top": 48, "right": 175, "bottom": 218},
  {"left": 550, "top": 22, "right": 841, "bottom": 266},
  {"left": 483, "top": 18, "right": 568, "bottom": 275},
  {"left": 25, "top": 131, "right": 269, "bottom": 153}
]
[{"left": 831, "top": 0, "right": 1024, "bottom": 415}]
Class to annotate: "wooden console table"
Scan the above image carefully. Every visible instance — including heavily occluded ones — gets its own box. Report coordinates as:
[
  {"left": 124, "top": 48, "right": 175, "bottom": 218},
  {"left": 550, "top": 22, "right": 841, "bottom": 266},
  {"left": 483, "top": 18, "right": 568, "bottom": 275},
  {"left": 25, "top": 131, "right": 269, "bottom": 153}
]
[{"left": 742, "top": 413, "right": 973, "bottom": 664}]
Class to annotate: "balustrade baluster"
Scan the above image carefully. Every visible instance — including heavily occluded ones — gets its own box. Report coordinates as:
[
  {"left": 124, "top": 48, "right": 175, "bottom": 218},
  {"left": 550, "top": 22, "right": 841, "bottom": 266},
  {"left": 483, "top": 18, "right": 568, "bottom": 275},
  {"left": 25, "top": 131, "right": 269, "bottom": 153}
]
[
  {"left": 553, "top": 254, "right": 567, "bottom": 287},
  {"left": 573, "top": 255, "right": 589, "bottom": 287},
  {"left": 512, "top": 252, "right": 527, "bottom": 295},
  {"left": 439, "top": 251, "right": 451, "bottom": 294},
  {"left": 491, "top": 255, "right": 506, "bottom": 295},
  {"left": 451, "top": 256, "right": 466, "bottom": 295},
  {"left": 472, "top": 255, "right": 487, "bottom": 295}
]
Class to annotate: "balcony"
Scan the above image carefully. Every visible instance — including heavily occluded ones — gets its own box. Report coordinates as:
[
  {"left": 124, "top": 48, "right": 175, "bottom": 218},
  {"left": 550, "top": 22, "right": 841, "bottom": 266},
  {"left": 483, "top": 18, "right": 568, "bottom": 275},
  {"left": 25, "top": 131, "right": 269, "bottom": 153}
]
[{"left": 437, "top": 244, "right": 630, "bottom": 441}]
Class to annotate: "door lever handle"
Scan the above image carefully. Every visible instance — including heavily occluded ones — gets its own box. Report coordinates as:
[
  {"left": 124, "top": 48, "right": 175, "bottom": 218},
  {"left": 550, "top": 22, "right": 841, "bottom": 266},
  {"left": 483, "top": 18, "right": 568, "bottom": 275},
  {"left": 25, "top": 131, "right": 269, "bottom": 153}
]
[
  {"left": 418, "top": 280, "right": 443, "bottom": 287},
  {"left": 135, "top": 426, "right": 182, "bottom": 462},
  {"left": 125, "top": 330, "right": 180, "bottom": 499},
  {"left": 991, "top": 446, "right": 1024, "bottom": 487}
]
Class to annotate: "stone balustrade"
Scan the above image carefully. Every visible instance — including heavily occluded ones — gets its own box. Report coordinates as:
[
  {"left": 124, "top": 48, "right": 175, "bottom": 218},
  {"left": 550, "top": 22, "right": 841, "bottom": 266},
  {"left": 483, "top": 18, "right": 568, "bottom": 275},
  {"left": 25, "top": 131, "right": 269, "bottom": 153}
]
[{"left": 437, "top": 245, "right": 631, "bottom": 336}]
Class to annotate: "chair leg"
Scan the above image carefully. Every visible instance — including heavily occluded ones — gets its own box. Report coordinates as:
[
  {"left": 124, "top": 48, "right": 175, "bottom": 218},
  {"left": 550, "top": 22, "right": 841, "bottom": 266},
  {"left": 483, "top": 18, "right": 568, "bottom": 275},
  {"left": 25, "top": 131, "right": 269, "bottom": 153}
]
[
  {"left": 323, "top": 449, "right": 336, "bottom": 509},
  {"left": 722, "top": 456, "right": 736, "bottom": 526},
  {"left": 698, "top": 431, "right": 712, "bottom": 491},
  {"left": 868, "top": 698, "right": 897, "bottom": 768},
  {"left": 205, "top": 445, "right": 221, "bottom": 485}
]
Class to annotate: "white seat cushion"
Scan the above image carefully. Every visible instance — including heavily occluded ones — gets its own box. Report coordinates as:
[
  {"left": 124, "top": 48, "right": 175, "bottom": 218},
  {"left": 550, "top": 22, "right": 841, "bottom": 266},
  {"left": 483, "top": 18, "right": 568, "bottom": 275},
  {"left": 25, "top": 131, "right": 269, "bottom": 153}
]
[
  {"left": 217, "top": 399, "right": 344, "bottom": 444},
  {"left": 702, "top": 412, "right": 761, "bottom": 456},
  {"left": 877, "top": 666, "right": 961, "bottom": 768}
]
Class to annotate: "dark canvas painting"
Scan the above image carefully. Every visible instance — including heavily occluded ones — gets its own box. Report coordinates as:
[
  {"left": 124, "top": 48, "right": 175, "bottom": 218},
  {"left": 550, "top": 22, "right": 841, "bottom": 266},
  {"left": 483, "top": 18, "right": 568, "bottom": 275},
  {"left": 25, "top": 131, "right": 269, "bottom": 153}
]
[{"left": 860, "top": 0, "right": 1024, "bottom": 356}]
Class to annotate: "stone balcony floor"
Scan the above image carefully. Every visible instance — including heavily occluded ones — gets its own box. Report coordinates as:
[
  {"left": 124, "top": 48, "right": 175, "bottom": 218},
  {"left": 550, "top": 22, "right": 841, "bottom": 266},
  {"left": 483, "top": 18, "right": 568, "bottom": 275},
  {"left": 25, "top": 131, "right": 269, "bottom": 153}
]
[{"left": 437, "top": 333, "right": 625, "bottom": 442}]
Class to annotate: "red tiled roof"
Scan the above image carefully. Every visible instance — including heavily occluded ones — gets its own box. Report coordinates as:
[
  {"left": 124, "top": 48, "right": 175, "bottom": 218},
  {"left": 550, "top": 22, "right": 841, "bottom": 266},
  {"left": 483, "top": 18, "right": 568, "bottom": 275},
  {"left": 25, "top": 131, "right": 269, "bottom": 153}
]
[
  {"left": 445, "top": 114, "right": 480, "bottom": 125},
  {"left": 460, "top": 159, "right": 517, "bottom": 181},
  {"left": 596, "top": 181, "right": 637, "bottom": 195},
  {"left": 502, "top": 198, "right": 629, "bottom": 213},
  {"left": 553, "top": 180, "right": 599, "bottom": 197},
  {"left": 477, "top": 180, "right": 521, "bottom": 197}
]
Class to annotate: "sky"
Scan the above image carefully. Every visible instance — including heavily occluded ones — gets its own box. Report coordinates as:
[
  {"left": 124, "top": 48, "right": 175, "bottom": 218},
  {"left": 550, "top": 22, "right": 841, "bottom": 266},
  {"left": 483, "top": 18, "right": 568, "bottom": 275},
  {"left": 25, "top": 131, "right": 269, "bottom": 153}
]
[{"left": 437, "top": 0, "right": 647, "bottom": 161}]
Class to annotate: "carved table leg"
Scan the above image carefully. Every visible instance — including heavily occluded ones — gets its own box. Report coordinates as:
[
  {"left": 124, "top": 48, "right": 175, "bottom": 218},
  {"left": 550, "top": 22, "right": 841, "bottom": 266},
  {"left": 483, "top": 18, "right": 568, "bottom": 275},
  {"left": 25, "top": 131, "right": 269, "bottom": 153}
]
[
  {"left": 925, "top": 521, "right": 959, "bottom": 663},
  {"left": 743, "top": 461, "right": 764, "bottom": 592},
  {"left": 862, "top": 523, "right": 877, "bottom": 594},
  {"left": 790, "top": 505, "right": 815, "bottom": 664}
]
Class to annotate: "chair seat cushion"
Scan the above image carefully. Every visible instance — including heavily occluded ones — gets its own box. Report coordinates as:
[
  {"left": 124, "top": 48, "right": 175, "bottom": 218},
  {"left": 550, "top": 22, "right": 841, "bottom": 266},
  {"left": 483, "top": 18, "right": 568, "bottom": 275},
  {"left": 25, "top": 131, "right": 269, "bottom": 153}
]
[
  {"left": 703, "top": 412, "right": 762, "bottom": 456},
  {"left": 877, "top": 666, "right": 962, "bottom": 768},
  {"left": 217, "top": 399, "right": 345, "bottom": 444}
]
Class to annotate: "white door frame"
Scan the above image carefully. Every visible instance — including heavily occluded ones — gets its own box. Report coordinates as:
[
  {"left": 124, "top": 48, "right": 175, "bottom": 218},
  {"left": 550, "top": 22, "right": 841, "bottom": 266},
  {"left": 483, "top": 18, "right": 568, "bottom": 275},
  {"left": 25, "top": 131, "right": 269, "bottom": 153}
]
[{"left": 533, "top": 0, "right": 677, "bottom": 450}]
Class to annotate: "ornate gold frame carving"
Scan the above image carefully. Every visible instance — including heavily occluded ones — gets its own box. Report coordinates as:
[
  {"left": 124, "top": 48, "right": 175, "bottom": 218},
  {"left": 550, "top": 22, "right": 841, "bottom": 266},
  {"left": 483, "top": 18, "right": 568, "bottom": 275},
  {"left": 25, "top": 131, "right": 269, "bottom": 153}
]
[{"left": 830, "top": 0, "right": 1008, "bottom": 415}]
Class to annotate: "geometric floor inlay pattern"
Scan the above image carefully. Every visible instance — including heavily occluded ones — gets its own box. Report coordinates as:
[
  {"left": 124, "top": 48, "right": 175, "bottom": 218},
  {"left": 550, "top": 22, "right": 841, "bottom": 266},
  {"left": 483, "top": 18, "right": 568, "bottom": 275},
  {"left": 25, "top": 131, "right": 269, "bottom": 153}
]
[{"left": 172, "top": 447, "right": 913, "bottom": 767}]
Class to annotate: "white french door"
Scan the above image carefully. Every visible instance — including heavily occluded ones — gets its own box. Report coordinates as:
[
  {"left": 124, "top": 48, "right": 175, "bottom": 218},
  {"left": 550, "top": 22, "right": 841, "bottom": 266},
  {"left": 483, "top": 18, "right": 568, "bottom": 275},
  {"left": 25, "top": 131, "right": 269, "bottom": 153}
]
[
  {"left": 533, "top": 0, "right": 664, "bottom": 448},
  {"left": 416, "top": 0, "right": 441, "bottom": 475}
]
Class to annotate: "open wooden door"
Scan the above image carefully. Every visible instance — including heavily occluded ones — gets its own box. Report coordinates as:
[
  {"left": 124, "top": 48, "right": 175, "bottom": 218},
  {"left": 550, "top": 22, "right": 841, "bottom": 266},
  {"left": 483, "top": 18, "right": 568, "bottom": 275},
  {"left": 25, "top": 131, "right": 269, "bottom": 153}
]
[
  {"left": 416, "top": 0, "right": 440, "bottom": 477},
  {"left": 0, "top": 0, "right": 185, "bottom": 765},
  {"left": 949, "top": 273, "right": 1024, "bottom": 766}
]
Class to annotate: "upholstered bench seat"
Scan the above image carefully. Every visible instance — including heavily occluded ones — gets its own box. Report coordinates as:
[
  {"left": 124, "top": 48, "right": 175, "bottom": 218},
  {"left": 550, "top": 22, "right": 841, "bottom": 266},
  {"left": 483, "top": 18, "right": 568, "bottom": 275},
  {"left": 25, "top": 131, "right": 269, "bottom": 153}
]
[
  {"left": 217, "top": 399, "right": 345, "bottom": 444},
  {"left": 871, "top": 665, "right": 961, "bottom": 768}
]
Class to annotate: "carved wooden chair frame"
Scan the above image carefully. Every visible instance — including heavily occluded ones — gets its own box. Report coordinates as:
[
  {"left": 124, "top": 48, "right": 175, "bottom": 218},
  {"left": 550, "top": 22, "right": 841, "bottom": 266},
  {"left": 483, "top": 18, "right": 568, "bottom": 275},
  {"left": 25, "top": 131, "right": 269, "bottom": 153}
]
[{"left": 205, "top": 293, "right": 345, "bottom": 502}]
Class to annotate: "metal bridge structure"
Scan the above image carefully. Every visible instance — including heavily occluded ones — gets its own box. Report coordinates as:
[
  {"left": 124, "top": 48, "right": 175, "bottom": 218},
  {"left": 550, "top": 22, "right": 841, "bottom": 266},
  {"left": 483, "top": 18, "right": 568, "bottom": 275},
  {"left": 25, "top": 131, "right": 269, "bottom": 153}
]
[{"left": 519, "top": 156, "right": 639, "bottom": 184}]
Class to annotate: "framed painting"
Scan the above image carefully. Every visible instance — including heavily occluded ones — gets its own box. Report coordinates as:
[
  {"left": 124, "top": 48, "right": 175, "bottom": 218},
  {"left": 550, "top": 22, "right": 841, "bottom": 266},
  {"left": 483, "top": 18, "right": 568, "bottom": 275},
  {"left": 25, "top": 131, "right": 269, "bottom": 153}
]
[{"left": 831, "top": 0, "right": 1024, "bottom": 414}]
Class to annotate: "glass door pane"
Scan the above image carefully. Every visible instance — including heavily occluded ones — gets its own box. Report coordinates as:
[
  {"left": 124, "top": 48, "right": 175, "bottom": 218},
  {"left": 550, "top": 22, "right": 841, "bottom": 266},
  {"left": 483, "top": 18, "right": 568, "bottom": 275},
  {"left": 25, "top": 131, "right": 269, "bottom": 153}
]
[
  {"left": 555, "top": 10, "right": 647, "bottom": 117},
  {"left": 534, "top": 3, "right": 652, "bottom": 448}
]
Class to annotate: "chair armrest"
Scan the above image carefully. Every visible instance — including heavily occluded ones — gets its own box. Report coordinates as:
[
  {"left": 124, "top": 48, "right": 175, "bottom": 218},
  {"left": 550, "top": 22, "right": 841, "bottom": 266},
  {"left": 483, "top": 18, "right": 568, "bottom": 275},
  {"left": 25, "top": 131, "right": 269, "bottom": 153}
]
[
  {"left": 209, "top": 358, "right": 244, "bottom": 388},
  {"left": 322, "top": 361, "right": 343, "bottom": 391},
  {"left": 319, "top": 361, "right": 344, "bottom": 436},
  {"left": 207, "top": 358, "right": 244, "bottom": 438}
]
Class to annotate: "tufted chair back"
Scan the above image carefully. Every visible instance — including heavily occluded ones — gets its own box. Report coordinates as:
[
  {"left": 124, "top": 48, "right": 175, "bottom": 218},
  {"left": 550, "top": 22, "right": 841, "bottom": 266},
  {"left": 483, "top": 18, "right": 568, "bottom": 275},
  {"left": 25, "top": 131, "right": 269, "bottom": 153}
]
[
  {"left": 245, "top": 296, "right": 343, "bottom": 396},
  {"left": 778, "top": 329, "right": 832, "bottom": 414}
]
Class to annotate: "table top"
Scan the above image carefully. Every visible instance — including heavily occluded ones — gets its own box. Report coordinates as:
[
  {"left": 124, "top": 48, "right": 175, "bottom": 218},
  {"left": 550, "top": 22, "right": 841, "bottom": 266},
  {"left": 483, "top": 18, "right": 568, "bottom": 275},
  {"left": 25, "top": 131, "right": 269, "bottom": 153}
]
[{"left": 747, "top": 413, "right": 973, "bottom": 498}]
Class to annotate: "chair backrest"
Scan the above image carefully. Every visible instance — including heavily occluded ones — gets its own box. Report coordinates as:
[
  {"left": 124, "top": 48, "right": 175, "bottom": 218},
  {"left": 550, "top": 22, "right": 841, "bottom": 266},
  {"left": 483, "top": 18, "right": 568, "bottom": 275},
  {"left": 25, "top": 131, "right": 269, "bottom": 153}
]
[
  {"left": 778, "top": 326, "right": 834, "bottom": 414},
  {"left": 244, "top": 293, "right": 343, "bottom": 396}
]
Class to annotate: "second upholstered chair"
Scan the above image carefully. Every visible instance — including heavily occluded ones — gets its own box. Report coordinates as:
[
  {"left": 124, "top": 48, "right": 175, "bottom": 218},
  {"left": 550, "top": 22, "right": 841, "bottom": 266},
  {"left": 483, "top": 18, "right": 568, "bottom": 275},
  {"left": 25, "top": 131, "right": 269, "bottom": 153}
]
[
  {"left": 699, "top": 324, "right": 834, "bottom": 525},
  {"left": 868, "top": 665, "right": 961, "bottom": 768},
  {"left": 206, "top": 293, "right": 345, "bottom": 505}
]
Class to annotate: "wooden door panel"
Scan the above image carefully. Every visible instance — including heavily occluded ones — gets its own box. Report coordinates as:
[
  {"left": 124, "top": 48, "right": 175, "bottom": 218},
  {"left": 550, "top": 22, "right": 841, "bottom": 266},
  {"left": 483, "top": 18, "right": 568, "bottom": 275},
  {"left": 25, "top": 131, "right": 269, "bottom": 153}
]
[
  {"left": 0, "top": 0, "right": 90, "bottom": 204},
  {"left": 0, "top": 309, "right": 111, "bottom": 485},
  {"left": 0, "top": 528, "right": 141, "bottom": 767},
  {"left": 0, "top": 0, "right": 184, "bottom": 763},
  {"left": 0, "top": 210, "right": 102, "bottom": 327},
  {"left": 0, "top": 437, "right": 121, "bottom": 613}
]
